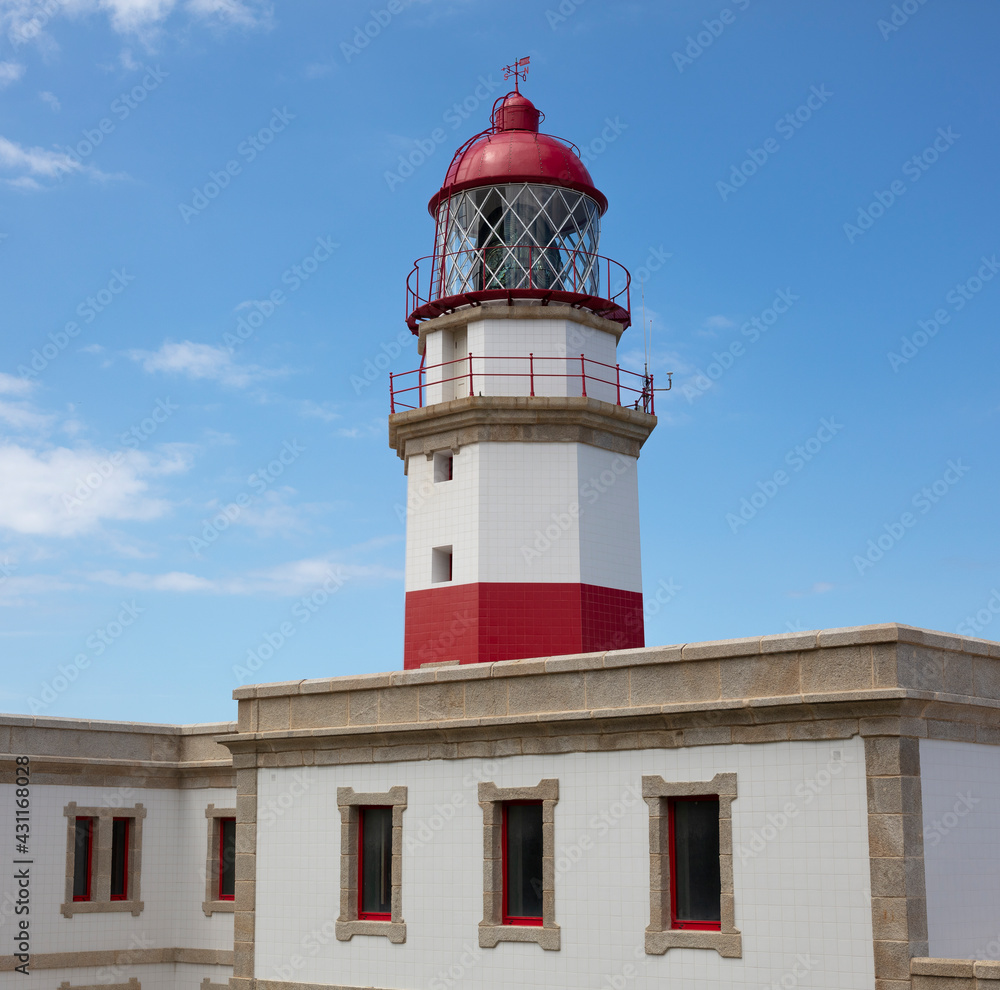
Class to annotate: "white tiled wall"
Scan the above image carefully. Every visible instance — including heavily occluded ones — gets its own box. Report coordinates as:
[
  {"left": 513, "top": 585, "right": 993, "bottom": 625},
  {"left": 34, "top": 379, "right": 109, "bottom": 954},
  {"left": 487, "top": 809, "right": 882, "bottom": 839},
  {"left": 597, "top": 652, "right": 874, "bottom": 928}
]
[
  {"left": 422, "top": 317, "right": 620, "bottom": 404},
  {"left": 921, "top": 738, "right": 1000, "bottom": 959},
  {"left": 255, "top": 736, "right": 874, "bottom": 990},
  {"left": 405, "top": 442, "right": 641, "bottom": 592},
  {"left": 0, "top": 781, "right": 235, "bottom": 989}
]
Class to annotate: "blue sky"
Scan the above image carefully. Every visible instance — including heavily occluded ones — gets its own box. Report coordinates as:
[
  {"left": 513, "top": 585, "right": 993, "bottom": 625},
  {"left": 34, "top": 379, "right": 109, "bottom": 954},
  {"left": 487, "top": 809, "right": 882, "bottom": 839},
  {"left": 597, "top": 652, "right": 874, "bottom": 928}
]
[{"left": 1, "top": 0, "right": 998, "bottom": 725}]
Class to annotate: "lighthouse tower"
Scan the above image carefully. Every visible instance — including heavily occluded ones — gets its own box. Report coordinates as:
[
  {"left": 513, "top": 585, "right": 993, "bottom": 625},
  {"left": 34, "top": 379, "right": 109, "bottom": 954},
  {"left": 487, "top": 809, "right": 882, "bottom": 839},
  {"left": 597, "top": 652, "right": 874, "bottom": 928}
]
[{"left": 390, "top": 62, "right": 658, "bottom": 669}]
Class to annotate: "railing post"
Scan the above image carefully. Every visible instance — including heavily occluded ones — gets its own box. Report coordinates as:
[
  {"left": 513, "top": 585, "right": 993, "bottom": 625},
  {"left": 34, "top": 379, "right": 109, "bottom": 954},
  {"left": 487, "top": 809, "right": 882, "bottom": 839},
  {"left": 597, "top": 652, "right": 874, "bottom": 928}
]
[
  {"left": 616, "top": 364, "right": 621, "bottom": 406},
  {"left": 649, "top": 373, "right": 655, "bottom": 415},
  {"left": 468, "top": 351, "right": 474, "bottom": 397},
  {"left": 529, "top": 353, "right": 535, "bottom": 397},
  {"left": 389, "top": 372, "right": 395, "bottom": 415},
  {"left": 580, "top": 353, "right": 587, "bottom": 398},
  {"left": 419, "top": 364, "right": 424, "bottom": 409}
]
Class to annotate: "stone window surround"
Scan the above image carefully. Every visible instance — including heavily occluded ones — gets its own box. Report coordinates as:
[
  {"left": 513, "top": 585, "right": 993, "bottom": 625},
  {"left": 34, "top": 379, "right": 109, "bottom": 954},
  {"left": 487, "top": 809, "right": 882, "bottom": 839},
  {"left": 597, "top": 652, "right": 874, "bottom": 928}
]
[
  {"left": 642, "top": 773, "right": 741, "bottom": 958},
  {"left": 478, "top": 779, "right": 560, "bottom": 951},
  {"left": 62, "top": 803, "right": 145, "bottom": 918},
  {"left": 203, "top": 804, "right": 237, "bottom": 916},
  {"left": 336, "top": 786, "right": 407, "bottom": 944}
]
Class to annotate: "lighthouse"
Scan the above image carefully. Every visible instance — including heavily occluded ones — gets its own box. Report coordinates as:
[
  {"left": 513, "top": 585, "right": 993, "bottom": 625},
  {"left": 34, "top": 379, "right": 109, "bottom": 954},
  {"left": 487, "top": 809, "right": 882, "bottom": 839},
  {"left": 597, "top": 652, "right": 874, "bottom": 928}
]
[{"left": 390, "top": 60, "right": 658, "bottom": 668}]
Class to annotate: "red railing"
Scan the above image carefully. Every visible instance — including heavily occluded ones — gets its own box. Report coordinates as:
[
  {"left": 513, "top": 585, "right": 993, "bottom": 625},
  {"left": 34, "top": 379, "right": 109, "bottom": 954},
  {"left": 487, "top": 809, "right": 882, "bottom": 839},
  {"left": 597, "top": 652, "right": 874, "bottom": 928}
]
[
  {"left": 390, "top": 353, "right": 657, "bottom": 415},
  {"left": 405, "top": 246, "right": 632, "bottom": 331}
]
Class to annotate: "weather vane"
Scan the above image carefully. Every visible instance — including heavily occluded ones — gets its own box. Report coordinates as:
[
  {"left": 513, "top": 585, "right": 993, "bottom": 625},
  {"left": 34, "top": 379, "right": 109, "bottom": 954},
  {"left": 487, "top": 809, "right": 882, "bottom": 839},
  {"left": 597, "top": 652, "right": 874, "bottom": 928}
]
[{"left": 503, "top": 56, "right": 530, "bottom": 92}]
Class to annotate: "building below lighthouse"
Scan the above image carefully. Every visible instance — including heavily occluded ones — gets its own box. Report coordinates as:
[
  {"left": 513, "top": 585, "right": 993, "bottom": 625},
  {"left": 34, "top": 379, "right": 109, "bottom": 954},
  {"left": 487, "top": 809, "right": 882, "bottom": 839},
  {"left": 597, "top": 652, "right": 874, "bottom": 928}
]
[
  {"left": 3, "top": 67, "right": 1000, "bottom": 990},
  {"left": 391, "top": 81, "right": 658, "bottom": 668}
]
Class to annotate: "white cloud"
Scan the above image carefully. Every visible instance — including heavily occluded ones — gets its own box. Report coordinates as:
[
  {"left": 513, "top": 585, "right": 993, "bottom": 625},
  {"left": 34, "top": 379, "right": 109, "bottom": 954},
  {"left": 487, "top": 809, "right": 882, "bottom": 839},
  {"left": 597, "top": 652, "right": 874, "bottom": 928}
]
[
  {"left": 0, "top": 443, "right": 191, "bottom": 536},
  {"left": 703, "top": 315, "right": 734, "bottom": 329},
  {"left": 87, "top": 554, "right": 402, "bottom": 596},
  {"left": 0, "top": 0, "right": 272, "bottom": 44},
  {"left": 297, "top": 399, "right": 340, "bottom": 422},
  {"left": 787, "top": 582, "right": 835, "bottom": 599},
  {"left": 0, "top": 134, "right": 119, "bottom": 189},
  {"left": 0, "top": 61, "right": 24, "bottom": 86},
  {"left": 39, "top": 89, "right": 60, "bottom": 110},
  {"left": 130, "top": 340, "right": 279, "bottom": 388},
  {"left": 0, "top": 372, "right": 34, "bottom": 396}
]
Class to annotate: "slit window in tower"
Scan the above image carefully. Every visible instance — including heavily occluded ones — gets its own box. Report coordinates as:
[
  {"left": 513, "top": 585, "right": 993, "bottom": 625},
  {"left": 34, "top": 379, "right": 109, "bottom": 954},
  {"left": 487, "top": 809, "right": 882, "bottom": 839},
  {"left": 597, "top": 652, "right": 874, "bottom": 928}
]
[
  {"left": 668, "top": 797, "right": 721, "bottom": 930},
  {"left": 358, "top": 806, "right": 392, "bottom": 919},
  {"left": 72, "top": 817, "right": 94, "bottom": 901},
  {"left": 219, "top": 817, "right": 236, "bottom": 900},
  {"left": 502, "top": 802, "right": 544, "bottom": 925},
  {"left": 434, "top": 451, "right": 454, "bottom": 483},
  {"left": 110, "top": 817, "right": 130, "bottom": 900},
  {"left": 432, "top": 546, "right": 453, "bottom": 583}
]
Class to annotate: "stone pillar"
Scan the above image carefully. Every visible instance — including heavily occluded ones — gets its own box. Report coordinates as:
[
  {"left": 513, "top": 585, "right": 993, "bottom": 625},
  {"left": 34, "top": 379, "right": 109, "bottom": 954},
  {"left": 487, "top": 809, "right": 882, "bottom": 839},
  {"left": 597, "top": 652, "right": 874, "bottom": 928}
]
[
  {"left": 230, "top": 756, "right": 257, "bottom": 990},
  {"left": 865, "top": 735, "right": 928, "bottom": 990}
]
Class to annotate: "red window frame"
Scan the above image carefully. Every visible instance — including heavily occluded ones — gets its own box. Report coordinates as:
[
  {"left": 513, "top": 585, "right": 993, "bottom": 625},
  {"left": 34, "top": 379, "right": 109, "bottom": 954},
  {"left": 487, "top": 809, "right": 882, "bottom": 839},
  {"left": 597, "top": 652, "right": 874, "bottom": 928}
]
[
  {"left": 110, "top": 817, "right": 130, "bottom": 901},
  {"left": 73, "top": 817, "right": 94, "bottom": 902},
  {"left": 501, "top": 801, "right": 543, "bottom": 927},
  {"left": 218, "top": 817, "right": 236, "bottom": 901},
  {"left": 357, "top": 806, "right": 391, "bottom": 921},
  {"left": 668, "top": 795, "right": 721, "bottom": 932}
]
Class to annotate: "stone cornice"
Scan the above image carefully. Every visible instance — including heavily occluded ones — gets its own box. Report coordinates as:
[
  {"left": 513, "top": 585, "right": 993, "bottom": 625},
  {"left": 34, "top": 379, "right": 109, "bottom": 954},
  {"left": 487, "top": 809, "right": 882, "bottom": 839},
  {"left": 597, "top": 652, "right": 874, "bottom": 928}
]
[
  {"left": 387, "top": 394, "right": 656, "bottom": 461},
  {"left": 221, "top": 624, "right": 1000, "bottom": 766}
]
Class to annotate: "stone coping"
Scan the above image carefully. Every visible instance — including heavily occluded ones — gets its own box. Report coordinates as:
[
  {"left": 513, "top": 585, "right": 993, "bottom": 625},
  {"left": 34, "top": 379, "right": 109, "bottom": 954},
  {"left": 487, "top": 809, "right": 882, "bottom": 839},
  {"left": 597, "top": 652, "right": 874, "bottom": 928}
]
[
  {"left": 0, "top": 715, "right": 236, "bottom": 733},
  {"left": 232, "top": 623, "right": 1000, "bottom": 701}
]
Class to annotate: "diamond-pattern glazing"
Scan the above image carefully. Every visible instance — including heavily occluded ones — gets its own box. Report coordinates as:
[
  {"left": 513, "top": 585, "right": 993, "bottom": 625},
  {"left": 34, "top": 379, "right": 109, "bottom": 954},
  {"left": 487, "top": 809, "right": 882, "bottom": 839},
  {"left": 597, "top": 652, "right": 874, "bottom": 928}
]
[{"left": 432, "top": 184, "right": 602, "bottom": 298}]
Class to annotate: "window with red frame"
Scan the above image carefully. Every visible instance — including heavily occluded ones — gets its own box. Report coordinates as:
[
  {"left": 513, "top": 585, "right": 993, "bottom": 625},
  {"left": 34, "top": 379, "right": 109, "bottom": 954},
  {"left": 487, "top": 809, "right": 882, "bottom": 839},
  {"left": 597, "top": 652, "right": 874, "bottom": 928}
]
[
  {"left": 358, "top": 807, "right": 392, "bottom": 920},
  {"left": 72, "top": 817, "right": 94, "bottom": 901},
  {"left": 110, "top": 818, "right": 130, "bottom": 900},
  {"left": 502, "top": 802, "right": 543, "bottom": 926},
  {"left": 219, "top": 818, "right": 236, "bottom": 900},
  {"left": 668, "top": 796, "right": 721, "bottom": 930}
]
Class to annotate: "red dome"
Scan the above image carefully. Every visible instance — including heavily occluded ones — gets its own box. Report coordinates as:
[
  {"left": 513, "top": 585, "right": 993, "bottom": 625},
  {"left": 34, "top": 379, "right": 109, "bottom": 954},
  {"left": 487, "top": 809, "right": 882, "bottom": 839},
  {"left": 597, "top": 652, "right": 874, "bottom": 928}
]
[{"left": 427, "top": 91, "right": 608, "bottom": 216}]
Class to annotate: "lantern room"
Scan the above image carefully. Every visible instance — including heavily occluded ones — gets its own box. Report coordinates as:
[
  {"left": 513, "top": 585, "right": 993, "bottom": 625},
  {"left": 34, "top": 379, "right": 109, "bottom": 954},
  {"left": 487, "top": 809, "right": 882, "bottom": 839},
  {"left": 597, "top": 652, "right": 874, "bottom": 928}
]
[{"left": 406, "top": 77, "right": 630, "bottom": 331}]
